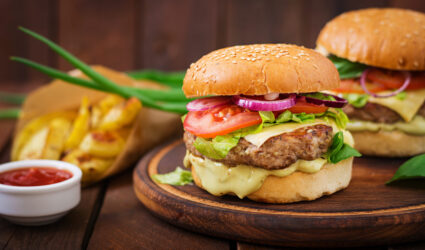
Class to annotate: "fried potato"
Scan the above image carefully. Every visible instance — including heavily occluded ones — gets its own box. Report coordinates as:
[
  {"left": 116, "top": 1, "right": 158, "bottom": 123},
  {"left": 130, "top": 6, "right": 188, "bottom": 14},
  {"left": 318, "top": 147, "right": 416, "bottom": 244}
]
[
  {"left": 98, "top": 95, "right": 123, "bottom": 114},
  {"left": 98, "top": 97, "right": 142, "bottom": 131},
  {"left": 79, "top": 131, "right": 125, "bottom": 158},
  {"left": 64, "top": 97, "right": 91, "bottom": 150},
  {"left": 17, "top": 126, "right": 49, "bottom": 160},
  {"left": 90, "top": 106, "right": 102, "bottom": 129},
  {"left": 41, "top": 118, "right": 72, "bottom": 160},
  {"left": 62, "top": 149, "right": 113, "bottom": 183},
  {"left": 12, "top": 111, "right": 76, "bottom": 161}
]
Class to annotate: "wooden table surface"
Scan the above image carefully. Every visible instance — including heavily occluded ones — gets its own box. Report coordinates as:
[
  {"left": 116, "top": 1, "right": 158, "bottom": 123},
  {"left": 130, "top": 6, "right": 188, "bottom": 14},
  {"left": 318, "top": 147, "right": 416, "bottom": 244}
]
[{"left": 1, "top": 87, "right": 425, "bottom": 250}]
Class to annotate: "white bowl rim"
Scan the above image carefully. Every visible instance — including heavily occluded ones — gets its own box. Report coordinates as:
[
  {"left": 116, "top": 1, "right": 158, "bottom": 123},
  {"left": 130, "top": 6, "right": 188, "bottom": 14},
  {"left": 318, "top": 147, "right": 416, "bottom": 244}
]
[{"left": 0, "top": 160, "right": 82, "bottom": 194}]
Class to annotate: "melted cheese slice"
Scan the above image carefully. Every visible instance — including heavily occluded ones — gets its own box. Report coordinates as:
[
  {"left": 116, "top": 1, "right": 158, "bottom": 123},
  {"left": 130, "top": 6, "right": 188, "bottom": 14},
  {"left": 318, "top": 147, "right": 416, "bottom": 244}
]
[
  {"left": 365, "top": 89, "right": 425, "bottom": 122},
  {"left": 347, "top": 115, "right": 425, "bottom": 135},
  {"left": 243, "top": 120, "right": 354, "bottom": 148},
  {"left": 244, "top": 121, "right": 325, "bottom": 147},
  {"left": 185, "top": 152, "right": 327, "bottom": 199}
]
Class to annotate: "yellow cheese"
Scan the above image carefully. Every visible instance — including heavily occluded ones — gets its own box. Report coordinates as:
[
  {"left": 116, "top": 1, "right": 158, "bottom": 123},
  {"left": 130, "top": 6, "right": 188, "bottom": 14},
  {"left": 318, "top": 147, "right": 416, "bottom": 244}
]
[
  {"left": 243, "top": 121, "right": 326, "bottom": 147},
  {"left": 347, "top": 115, "right": 425, "bottom": 135},
  {"left": 184, "top": 152, "right": 327, "bottom": 199},
  {"left": 367, "top": 89, "right": 425, "bottom": 122},
  {"left": 243, "top": 120, "right": 354, "bottom": 148}
]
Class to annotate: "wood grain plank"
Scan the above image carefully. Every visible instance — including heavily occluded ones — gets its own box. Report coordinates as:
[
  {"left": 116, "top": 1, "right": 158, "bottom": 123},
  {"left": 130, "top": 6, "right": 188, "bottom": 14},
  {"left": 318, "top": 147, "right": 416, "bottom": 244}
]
[
  {"left": 0, "top": 122, "right": 15, "bottom": 249},
  {"left": 237, "top": 242, "right": 389, "bottom": 250},
  {"left": 0, "top": 0, "right": 56, "bottom": 83},
  {"left": 1, "top": 183, "right": 105, "bottom": 250},
  {"left": 57, "top": 0, "right": 137, "bottom": 71},
  {"left": 226, "top": 0, "right": 304, "bottom": 46},
  {"left": 141, "top": 0, "right": 218, "bottom": 70},
  {"left": 88, "top": 171, "right": 230, "bottom": 250}
]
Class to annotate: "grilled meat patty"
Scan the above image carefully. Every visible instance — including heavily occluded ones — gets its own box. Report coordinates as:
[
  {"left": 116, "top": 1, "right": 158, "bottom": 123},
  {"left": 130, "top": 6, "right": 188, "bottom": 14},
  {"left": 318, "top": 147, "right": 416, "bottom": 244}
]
[
  {"left": 343, "top": 102, "right": 425, "bottom": 123},
  {"left": 184, "top": 124, "right": 333, "bottom": 170}
]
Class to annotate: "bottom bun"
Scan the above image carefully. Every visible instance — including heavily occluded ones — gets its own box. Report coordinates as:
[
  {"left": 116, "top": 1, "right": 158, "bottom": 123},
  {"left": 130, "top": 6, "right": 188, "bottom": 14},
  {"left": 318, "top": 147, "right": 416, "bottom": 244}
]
[
  {"left": 351, "top": 130, "right": 425, "bottom": 157},
  {"left": 191, "top": 158, "right": 353, "bottom": 204}
]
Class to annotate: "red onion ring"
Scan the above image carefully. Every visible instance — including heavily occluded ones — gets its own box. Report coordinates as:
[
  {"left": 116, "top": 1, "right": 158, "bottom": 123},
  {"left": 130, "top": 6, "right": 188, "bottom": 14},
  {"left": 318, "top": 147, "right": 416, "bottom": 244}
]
[
  {"left": 360, "top": 69, "right": 411, "bottom": 98},
  {"left": 304, "top": 93, "right": 348, "bottom": 108},
  {"left": 186, "top": 96, "right": 232, "bottom": 111},
  {"left": 232, "top": 94, "right": 296, "bottom": 111}
]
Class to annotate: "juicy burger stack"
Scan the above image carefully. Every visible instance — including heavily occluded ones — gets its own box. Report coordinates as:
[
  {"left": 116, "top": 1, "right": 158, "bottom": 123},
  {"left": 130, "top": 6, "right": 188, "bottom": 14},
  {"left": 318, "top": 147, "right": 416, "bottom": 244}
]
[
  {"left": 317, "top": 8, "right": 425, "bottom": 157},
  {"left": 181, "top": 44, "right": 360, "bottom": 203}
]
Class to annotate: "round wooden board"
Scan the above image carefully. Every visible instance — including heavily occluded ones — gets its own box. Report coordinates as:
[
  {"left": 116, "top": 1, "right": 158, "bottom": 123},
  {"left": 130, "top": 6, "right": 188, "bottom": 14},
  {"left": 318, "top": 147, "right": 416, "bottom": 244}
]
[{"left": 133, "top": 140, "right": 425, "bottom": 248}]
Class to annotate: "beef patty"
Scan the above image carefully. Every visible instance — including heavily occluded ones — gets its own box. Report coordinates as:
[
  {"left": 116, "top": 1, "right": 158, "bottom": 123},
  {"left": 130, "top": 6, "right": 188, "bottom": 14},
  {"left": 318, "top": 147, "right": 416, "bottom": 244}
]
[
  {"left": 343, "top": 102, "right": 425, "bottom": 123},
  {"left": 184, "top": 124, "right": 333, "bottom": 170}
]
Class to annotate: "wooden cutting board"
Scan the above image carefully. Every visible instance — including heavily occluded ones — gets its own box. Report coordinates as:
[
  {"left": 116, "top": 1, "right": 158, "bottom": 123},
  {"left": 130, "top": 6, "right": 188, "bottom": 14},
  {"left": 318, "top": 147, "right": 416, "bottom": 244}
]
[{"left": 133, "top": 140, "right": 425, "bottom": 248}]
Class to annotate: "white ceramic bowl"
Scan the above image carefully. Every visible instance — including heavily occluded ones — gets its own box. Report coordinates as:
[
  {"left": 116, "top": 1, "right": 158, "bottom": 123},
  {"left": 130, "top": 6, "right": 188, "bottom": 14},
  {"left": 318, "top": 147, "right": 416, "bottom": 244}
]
[{"left": 0, "top": 160, "right": 82, "bottom": 226}]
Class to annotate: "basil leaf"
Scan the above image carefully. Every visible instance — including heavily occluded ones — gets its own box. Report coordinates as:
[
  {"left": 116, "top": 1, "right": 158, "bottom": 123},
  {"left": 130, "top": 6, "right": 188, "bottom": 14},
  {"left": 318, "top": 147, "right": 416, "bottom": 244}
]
[
  {"left": 387, "top": 154, "right": 425, "bottom": 184},
  {"left": 328, "top": 55, "right": 367, "bottom": 79},
  {"left": 343, "top": 93, "right": 369, "bottom": 108},
  {"left": 152, "top": 167, "right": 193, "bottom": 186},
  {"left": 330, "top": 144, "right": 361, "bottom": 163},
  {"left": 325, "top": 132, "right": 361, "bottom": 163}
]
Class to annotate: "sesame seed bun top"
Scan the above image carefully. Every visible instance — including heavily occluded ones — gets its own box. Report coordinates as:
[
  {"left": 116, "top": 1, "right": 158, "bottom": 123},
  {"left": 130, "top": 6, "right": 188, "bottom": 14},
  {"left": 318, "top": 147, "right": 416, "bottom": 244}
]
[
  {"left": 182, "top": 44, "right": 340, "bottom": 97},
  {"left": 317, "top": 8, "right": 425, "bottom": 71}
]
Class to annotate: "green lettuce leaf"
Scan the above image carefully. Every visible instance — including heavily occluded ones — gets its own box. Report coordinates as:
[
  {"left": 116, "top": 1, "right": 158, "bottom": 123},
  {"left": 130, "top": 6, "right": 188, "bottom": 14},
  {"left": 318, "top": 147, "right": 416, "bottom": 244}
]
[
  {"left": 194, "top": 135, "right": 240, "bottom": 160},
  {"left": 325, "top": 131, "right": 361, "bottom": 163},
  {"left": 387, "top": 154, "right": 425, "bottom": 184},
  {"left": 343, "top": 93, "right": 369, "bottom": 108},
  {"left": 395, "top": 91, "right": 407, "bottom": 100},
  {"left": 328, "top": 55, "right": 367, "bottom": 79},
  {"left": 301, "top": 92, "right": 336, "bottom": 101},
  {"left": 151, "top": 167, "right": 193, "bottom": 185}
]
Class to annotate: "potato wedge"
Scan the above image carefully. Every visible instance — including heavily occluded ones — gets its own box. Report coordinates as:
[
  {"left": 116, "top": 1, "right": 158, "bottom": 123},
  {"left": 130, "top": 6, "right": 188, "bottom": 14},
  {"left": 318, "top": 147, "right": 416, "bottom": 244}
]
[
  {"left": 41, "top": 118, "right": 72, "bottom": 160},
  {"left": 79, "top": 131, "right": 125, "bottom": 158},
  {"left": 98, "top": 95, "right": 123, "bottom": 114},
  {"left": 17, "top": 126, "right": 49, "bottom": 160},
  {"left": 12, "top": 111, "right": 76, "bottom": 161},
  {"left": 98, "top": 97, "right": 142, "bottom": 131},
  {"left": 64, "top": 97, "right": 91, "bottom": 150},
  {"left": 62, "top": 149, "right": 113, "bottom": 183}
]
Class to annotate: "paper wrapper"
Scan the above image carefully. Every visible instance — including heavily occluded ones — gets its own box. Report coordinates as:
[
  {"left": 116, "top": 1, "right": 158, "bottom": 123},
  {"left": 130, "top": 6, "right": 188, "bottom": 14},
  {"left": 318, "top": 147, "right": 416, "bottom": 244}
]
[{"left": 13, "top": 66, "right": 182, "bottom": 182}]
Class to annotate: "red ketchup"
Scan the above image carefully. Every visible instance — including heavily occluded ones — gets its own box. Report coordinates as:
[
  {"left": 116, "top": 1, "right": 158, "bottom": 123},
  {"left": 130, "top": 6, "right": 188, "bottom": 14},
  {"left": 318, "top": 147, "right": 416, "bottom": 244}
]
[{"left": 0, "top": 167, "right": 73, "bottom": 186}]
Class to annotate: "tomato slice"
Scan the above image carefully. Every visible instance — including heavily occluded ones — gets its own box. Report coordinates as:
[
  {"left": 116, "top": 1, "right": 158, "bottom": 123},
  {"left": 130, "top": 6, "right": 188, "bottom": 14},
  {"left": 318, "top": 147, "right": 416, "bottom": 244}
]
[
  {"left": 288, "top": 101, "right": 328, "bottom": 114},
  {"left": 184, "top": 105, "right": 262, "bottom": 138},
  {"left": 333, "top": 79, "right": 388, "bottom": 94},
  {"left": 367, "top": 69, "right": 425, "bottom": 90}
]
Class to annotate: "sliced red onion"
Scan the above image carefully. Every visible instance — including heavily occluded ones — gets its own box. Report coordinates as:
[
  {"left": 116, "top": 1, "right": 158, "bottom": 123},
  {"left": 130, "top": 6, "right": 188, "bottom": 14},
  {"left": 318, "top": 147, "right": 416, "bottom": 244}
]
[
  {"left": 360, "top": 69, "right": 411, "bottom": 98},
  {"left": 304, "top": 93, "right": 348, "bottom": 108},
  {"left": 186, "top": 96, "right": 232, "bottom": 111},
  {"left": 232, "top": 94, "right": 296, "bottom": 111}
]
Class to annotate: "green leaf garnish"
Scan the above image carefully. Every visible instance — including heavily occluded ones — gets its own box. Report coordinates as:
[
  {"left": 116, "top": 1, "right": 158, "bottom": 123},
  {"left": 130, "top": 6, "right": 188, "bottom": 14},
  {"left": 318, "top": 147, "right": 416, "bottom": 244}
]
[
  {"left": 325, "top": 132, "right": 361, "bottom": 163},
  {"left": 0, "top": 92, "right": 26, "bottom": 105},
  {"left": 328, "top": 55, "right": 367, "bottom": 79},
  {"left": 127, "top": 69, "right": 185, "bottom": 88},
  {"left": 152, "top": 167, "right": 193, "bottom": 186},
  {"left": 12, "top": 27, "right": 192, "bottom": 114},
  {"left": 343, "top": 93, "right": 369, "bottom": 108},
  {"left": 387, "top": 154, "right": 425, "bottom": 184},
  {"left": 395, "top": 91, "right": 407, "bottom": 100},
  {"left": 0, "top": 108, "right": 21, "bottom": 119}
]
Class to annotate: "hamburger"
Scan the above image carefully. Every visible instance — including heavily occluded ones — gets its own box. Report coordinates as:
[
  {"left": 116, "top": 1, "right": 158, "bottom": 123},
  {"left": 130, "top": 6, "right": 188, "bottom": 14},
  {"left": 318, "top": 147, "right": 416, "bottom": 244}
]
[
  {"left": 316, "top": 8, "right": 425, "bottom": 157},
  {"left": 181, "top": 44, "right": 360, "bottom": 203}
]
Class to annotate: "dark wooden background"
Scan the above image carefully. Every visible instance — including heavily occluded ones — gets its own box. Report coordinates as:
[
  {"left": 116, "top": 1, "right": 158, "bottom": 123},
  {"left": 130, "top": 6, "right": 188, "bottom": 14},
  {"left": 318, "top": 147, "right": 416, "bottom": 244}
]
[{"left": 1, "top": 0, "right": 425, "bottom": 88}]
